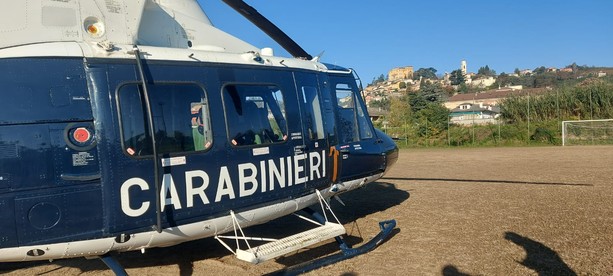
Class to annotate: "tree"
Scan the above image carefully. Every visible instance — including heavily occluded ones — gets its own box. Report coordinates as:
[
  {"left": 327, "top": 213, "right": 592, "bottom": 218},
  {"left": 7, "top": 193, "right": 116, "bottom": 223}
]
[
  {"left": 414, "top": 103, "right": 450, "bottom": 137},
  {"left": 533, "top": 74, "right": 557, "bottom": 87},
  {"left": 419, "top": 81, "right": 446, "bottom": 103},
  {"left": 566, "top": 62, "right": 578, "bottom": 72},
  {"left": 407, "top": 81, "right": 446, "bottom": 114},
  {"left": 408, "top": 92, "right": 428, "bottom": 113},
  {"left": 368, "top": 74, "right": 388, "bottom": 86},
  {"left": 492, "top": 72, "right": 522, "bottom": 88},
  {"left": 533, "top": 66, "right": 547, "bottom": 75},
  {"left": 387, "top": 97, "right": 411, "bottom": 127},
  {"left": 457, "top": 83, "right": 469, "bottom": 93},
  {"left": 413, "top": 67, "right": 438, "bottom": 80},
  {"left": 449, "top": 69, "right": 466, "bottom": 85},
  {"left": 369, "top": 98, "right": 390, "bottom": 111},
  {"left": 477, "top": 65, "right": 496, "bottom": 76}
]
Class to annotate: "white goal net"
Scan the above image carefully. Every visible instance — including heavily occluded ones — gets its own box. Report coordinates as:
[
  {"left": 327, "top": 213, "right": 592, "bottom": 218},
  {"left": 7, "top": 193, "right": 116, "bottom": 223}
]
[{"left": 562, "top": 119, "right": 613, "bottom": 146}]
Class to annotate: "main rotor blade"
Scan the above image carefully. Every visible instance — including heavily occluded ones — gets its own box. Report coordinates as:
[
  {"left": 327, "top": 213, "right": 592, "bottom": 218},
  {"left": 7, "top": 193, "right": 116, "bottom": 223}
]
[{"left": 222, "top": 0, "right": 313, "bottom": 60}]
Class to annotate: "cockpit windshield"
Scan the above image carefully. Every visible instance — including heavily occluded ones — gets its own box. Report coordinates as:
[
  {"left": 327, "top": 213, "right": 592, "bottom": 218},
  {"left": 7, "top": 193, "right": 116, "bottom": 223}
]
[{"left": 333, "top": 80, "right": 374, "bottom": 144}]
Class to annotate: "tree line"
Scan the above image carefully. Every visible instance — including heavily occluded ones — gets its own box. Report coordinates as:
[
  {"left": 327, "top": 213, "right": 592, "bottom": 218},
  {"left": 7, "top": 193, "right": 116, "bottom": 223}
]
[
  {"left": 375, "top": 75, "right": 613, "bottom": 146},
  {"left": 500, "top": 78, "right": 613, "bottom": 123}
]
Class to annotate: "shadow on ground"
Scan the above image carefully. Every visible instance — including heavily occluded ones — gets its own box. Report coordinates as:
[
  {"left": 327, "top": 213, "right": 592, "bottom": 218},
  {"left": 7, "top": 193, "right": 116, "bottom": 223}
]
[
  {"left": 0, "top": 181, "right": 409, "bottom": 275},
  {"left": 383, "top": 177, "right": 593, "bottom": 187},
  {"left": 442, "top": 265, "right": 471, "bottom": 276},
  {"left": 505, "top": 231, "right": 577, "bottom": 276},
  {"left": 442, "top": 232, "right": 577, "bottom": 276}
]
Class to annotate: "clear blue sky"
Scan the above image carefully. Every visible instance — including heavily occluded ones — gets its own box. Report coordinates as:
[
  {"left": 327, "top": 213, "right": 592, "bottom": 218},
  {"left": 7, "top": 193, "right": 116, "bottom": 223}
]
[{"left": 198, "top": 0, "right": 613, "bottom": 82}]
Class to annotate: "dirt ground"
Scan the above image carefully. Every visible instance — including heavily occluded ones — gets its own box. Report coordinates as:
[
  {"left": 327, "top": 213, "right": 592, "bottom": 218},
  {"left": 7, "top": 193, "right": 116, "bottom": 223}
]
[{"left": 2, "top": 146, "right": 613, "bottom": 275}]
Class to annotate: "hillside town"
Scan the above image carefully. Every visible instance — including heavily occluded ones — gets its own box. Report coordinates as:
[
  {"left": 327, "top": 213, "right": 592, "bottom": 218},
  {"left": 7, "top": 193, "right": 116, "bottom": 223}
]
[{"left": 364, "top": 61, "right": 611, "bottom": 126}]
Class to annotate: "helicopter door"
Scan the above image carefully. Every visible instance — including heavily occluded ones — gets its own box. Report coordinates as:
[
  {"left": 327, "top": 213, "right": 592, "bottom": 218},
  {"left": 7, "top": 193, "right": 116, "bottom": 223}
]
[
  {"left": 330, "top": 77, "right": 384, "bottom": 181},
  {"left": 114, "top": 81, "right": 212, "bottom": 232},
  {"left": 293, "top": 72, "right": 330, "bottom": 188}
]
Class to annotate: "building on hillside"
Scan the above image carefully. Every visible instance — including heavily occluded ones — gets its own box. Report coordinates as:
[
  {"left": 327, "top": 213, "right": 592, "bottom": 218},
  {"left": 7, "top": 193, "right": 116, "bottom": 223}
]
[
  {"left": 388, "top": 66, "right": 414, "bottom": 81},
  {"left": 466, "top": 76, "right": 496, "bottom": 88},
  {"left": 449, "top": 102, "right": 500, "bottom": 125},
  {"left": 367, "top": 108, "right": 388, "bottom": 122},
  {"left": 519, "top": 69, "right": 533, "bottom": 76},
  {"left": 444, "top": 87, "right": 547, "bottom": 109}
]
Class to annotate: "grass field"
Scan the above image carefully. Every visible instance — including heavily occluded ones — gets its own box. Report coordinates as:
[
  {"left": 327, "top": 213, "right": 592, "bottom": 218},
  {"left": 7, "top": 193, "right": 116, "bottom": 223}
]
[{"left": 2, "top": 146, "right": 612, "bottom": 275}]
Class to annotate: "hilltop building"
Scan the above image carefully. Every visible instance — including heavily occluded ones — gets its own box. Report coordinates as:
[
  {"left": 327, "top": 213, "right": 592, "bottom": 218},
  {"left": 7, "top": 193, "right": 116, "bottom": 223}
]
[{"left": 388, "top": 66, "right": 414, "bottom": 81}]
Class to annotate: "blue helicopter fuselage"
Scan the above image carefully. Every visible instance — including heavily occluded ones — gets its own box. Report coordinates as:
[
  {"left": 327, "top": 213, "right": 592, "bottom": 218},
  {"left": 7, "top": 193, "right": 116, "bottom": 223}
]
[{"left": 0, "top": 51, "right": 398, "bottom": 261}]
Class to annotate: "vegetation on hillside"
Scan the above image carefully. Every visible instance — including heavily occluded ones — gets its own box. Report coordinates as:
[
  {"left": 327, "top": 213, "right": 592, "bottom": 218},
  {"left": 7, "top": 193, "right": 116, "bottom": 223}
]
[
  {"left": 500, "top": 77, "right": 613, "bottom": 123},
  {"left": 372, "top": 69, "right": 613, "bottom": 147}
]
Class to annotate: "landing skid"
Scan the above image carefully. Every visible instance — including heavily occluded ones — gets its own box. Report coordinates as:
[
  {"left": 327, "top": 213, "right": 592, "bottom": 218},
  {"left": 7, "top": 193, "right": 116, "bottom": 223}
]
[
  {"left": 97, "top": 190, "right": 396, "bottom": 275},
  {"left": 98, "top": 254, "right": 127, "bottom": 276},
  {"left": 215, "top": 189, "right": 397, "bottom": 275},
  {"left": 273, "top": 219, "right": 396, "bottom": 275}
]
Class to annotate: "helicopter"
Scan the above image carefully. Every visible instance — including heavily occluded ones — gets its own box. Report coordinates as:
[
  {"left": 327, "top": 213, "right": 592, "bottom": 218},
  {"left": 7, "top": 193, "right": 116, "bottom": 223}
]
[{"left": 0, "top": 0, "right": 398, "bottom": 274}]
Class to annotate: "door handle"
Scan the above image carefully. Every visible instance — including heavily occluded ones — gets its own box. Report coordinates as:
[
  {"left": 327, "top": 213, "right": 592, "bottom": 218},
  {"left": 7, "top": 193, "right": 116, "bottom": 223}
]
[{"left": 61, "top": 173, "right": 101, "bottom": 181}]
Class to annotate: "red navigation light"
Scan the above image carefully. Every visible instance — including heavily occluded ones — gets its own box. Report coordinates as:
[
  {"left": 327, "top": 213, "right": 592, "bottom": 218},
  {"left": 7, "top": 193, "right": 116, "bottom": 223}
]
[
  {"left": 73, "top": 127, "right": 91, "bottom": 143},
  {"left": 87, "top": 24, "right": 99, "bottom": 35}
]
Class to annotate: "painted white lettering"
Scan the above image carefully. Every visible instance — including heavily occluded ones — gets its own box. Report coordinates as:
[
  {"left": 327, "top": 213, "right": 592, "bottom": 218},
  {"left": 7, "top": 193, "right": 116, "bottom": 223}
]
[
  {"left": 309, "top": 151, "right": 322, "bottom": 181},
  {"left": 322, "top": 150, "right": 326, "bottom": 177},
  {"left": 287, "top": 155, "right": 293, "bottom": 186},
  {"left": 260, "top": 161, "right": 267, "bottom": 193},
  {"left": 239, "top": 163, "right": 258, "bottom": 197},
  {"left": 120, "top": 178, "right": 150, "bottom": 217},
  {"left": 161, "top": 174, "right": 182, "bottom": 211},
  {"left": 294, "top": 153, "right": 307, "bottom": 185},
  {"left": 118, "top": 150, "right": 330, "bottom": 218},
  {"left": 215, "top": 166, "right": 236, "bottom": 201},
  {"left": 268, "top": 158, "right": 286, "bottom": 191},
  {"left": 186, "top": 170, "right": 210, "bottom": 207}
]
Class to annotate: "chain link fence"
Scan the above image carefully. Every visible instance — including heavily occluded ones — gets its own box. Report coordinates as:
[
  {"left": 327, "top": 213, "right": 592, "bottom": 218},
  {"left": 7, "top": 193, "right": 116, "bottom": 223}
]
[{"left": 380, "top": 118, "right": 566, "bottom": 147}]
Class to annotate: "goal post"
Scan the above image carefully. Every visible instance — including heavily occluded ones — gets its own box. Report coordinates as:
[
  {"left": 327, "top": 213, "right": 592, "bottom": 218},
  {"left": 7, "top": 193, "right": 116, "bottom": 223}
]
[{"left": 562, "top": 119, "right": 613, "bottom": 146}]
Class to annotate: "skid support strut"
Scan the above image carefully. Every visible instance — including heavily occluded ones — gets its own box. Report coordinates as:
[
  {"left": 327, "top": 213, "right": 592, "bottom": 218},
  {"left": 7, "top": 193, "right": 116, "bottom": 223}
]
[
  {"left": 98, "top": 254, "right": 128, "bottom": 276},
  {"left": 274, "top": 208, "right": 396, "bottom": 275}
]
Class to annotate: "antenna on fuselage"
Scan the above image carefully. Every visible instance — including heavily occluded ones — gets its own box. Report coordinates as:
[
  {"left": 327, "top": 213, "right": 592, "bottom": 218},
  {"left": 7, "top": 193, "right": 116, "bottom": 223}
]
[
  {"left": 222, "top": 0, "right": 313, "bottom": 60},
  {"left": 312, "top": 51, "right": 325, "bottom": 62}
]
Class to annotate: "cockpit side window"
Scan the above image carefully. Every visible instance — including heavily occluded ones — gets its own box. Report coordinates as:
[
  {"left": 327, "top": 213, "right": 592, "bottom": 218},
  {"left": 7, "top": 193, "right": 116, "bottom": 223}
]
[
  {"left": 300, "top": 86, "right": 325, "bottom": 140},
  {"left": 355, "top": 95, "right": 374, "bottom": 140},
  {"left": 117, "top": 83, "right": 212, "bottom": 157},
  {"left": 335, "top": 82, "right": 374, "bottom": 143},
  {"left": 223, "top": 84, "right": 288, "bottom": 146},
  {"left": 335, "top": 83, "right": 359, "bottom": 143}
]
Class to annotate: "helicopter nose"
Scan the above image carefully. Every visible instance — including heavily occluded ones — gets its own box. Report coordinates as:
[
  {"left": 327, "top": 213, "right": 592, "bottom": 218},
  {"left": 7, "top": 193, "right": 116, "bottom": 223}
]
[
  {"left": 375, "top": 129, "right": 399, "bottom": 172},
  {"left": 383, "top": 140, "right": 399, "bottom": 171}
]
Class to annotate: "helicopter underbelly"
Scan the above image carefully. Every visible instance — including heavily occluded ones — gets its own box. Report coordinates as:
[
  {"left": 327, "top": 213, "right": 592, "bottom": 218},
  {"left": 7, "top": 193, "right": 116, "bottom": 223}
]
[{"left": 0, "top": 173, "right": 382, "bottom": 262}]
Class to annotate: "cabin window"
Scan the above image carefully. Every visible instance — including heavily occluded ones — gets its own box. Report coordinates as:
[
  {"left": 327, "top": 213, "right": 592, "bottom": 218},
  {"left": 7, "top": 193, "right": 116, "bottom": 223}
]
[
  {"left": 355, "top": 96, "right": 374, "bottom": 140},
  {"left": 335, "top": 83, "right": 373, "bottom": 143},
  {"left": 223, "top": 84, "right": 288, "bottom": 146},
  {"left": 300, "top": 86, "right": 325, "bottom": 140},
  {"left": 117, "top": 83, "right": 212, "bottom": 156}
]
